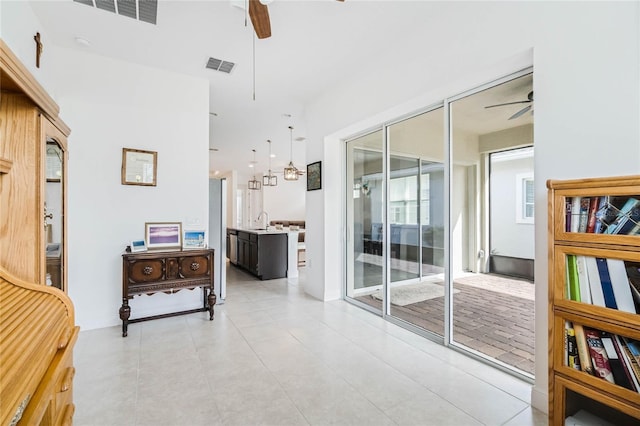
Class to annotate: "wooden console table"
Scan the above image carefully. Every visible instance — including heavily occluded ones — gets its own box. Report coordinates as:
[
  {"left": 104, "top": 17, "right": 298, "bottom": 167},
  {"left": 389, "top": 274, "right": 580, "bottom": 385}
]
[{"left": 120, "top": 248, "right": 215, "bottom": 337}]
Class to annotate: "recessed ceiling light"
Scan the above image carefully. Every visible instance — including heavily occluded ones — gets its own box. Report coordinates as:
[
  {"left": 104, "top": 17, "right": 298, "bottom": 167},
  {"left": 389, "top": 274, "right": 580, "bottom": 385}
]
[
  {"left": 74, "top": 36, "right": 91, "bottom": 47},
  {"left": 270, "top": 154, "right": 276, "bottom": 158}
]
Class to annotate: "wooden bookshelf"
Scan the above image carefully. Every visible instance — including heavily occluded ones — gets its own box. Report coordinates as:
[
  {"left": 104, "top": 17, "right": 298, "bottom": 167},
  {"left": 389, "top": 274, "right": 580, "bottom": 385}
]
[{"left": 548, "top": 175, "right": 640, "bottom": 425}]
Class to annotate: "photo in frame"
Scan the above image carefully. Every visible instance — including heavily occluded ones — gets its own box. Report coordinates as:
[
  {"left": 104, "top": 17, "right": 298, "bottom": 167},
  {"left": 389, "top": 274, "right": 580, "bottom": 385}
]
[
  {"left": 307, "top": 161, "right": 321, "bottom": 191},
  {"left": 122, "top": 148, "right": 157, "bottom": 186},
  {"left": 130, "top": 240, "right": 147, "bottom": 253},
  {"left": 145, "top": 222, "right": 182, "bottom": 249},
  {"left": 183, "top": 230, "right": 206, "bottom": 249}
]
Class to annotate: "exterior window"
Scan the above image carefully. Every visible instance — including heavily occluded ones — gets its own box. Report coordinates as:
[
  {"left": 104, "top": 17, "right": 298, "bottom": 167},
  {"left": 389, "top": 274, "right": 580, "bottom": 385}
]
[{"left": 516, "top": 173, "right": 534, "bottom": 224}]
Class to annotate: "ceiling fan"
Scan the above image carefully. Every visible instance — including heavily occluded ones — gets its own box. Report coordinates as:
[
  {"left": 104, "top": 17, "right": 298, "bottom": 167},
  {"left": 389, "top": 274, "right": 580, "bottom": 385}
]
[
  {"left": 484, "top": 91, "right": 533, "bottom": 120},
  {"left": 248, "top": 0, "right": 344, "bottom": 39}
]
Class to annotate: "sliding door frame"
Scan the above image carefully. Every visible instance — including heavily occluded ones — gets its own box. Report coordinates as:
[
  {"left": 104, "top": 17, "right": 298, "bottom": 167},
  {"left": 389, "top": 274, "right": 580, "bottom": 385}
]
[{"left": 342, "top": 65, "right": 534, "bottom": 382}]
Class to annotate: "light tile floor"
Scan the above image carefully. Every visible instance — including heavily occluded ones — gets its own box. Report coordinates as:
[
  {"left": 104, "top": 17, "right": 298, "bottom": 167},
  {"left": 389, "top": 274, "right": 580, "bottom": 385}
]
[{"left": 74, "top": 264, "right": 547, "bottom": 426}]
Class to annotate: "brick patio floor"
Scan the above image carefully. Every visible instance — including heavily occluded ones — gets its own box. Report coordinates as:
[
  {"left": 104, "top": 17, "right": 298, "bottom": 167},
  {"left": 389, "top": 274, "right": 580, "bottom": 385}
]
[{"left": 356, "top": 273, "right": 535, "bottom": 375}]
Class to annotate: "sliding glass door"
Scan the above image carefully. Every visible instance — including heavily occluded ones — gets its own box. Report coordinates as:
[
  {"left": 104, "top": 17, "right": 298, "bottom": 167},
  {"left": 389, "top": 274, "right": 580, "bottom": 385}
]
[
  {"left": 387, "top": 108, "right": 445, "bottom": 336},
  {"left": 346, "top": 130, "right": 384, "bottom": 312},
  {"left": 344, "top": 70, "right": 535, "bottom": 378}
]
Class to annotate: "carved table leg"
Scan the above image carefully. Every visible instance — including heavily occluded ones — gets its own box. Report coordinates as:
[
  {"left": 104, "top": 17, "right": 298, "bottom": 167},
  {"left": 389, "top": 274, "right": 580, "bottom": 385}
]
[
  {"left": 207, "top": 290, "right": 216, "bottom": 321},
  {"left": 119, "top": 299, "right": 131, "bottom": 337}
]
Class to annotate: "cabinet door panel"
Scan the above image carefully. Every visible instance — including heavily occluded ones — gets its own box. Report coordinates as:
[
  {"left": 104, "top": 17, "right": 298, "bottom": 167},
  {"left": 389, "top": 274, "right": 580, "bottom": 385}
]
[
  {"left": 128, "top": 259, "right": 164, "bottom": 282},
  {"left": 180, "top": 255, "right": 210, "bottom": 278}
]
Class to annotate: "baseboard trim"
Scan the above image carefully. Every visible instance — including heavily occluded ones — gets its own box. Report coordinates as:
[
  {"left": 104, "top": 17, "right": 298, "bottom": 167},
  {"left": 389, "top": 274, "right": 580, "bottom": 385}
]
[{"left": 530, "top": 386, "right": 548, "bottom": 414}]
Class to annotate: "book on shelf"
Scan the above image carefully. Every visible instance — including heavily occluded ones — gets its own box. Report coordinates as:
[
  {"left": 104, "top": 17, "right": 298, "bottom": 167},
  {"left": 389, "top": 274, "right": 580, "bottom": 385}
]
[
  {"left": 570, "top": 197, "right": 582, "bottom": 233},
  {"left": 566, "top": 323, "right": 581, "bottom": 370},
  {"left": 605, "top": 197, "right": 640, "bottom": 235},
  {"left": 584, "top": 328, "right": 615, "bottom": 383},
  {"left": 595, "top": 257, "right": 618, "bottom": 310},
  {"left": 584, "top": 256, "right": 606, "bottom": 307},
  {"left": 618, "top": 336, "right": 640, "bottom": 390},
  {"left": 593, "top": 196, "right": 609, "bottom": 234},
  {"left": 623, "top": 337, "right": 640, "bottom": 365},
  {"left": 601, "top": 333, "right": 636, "bottom": 391},
  {"left": 578, "top": 197, "right": 591, "bottom": 233},
  {"left": 567, "top": 255, "right": 581, "bottom": 301},
  {"left": 605, "top": 259, "right": 637, "bottom": 314},
  {"left": 566, "top": 254, "right": 640, "bottom": 314},
  {"left": 565, "top": 197, "right": 573, "bottom": 233},
  {"left": 585, "top": 196, "right": 599, "bottom": 233},
  {"left": 576, "top": 256, "right": 592, "bottom": 304},
  {"left": 624, "top": 261, "right": 640, "bottom": 309},
  {"left": 573, "top": 324, "right": 594, "bottom": 375}
]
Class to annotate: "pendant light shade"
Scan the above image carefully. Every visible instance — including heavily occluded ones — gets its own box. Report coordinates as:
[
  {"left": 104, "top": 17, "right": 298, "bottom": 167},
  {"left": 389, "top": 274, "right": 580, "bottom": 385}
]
[
  {"left": 248, "top": 149, "right": 261, "bottom": 190},
  {"left": 263, "top": 140, "right": 278, "bottom": 186},
  {"left": 283, "top": 126, "right": 299, "bottom": 181}
]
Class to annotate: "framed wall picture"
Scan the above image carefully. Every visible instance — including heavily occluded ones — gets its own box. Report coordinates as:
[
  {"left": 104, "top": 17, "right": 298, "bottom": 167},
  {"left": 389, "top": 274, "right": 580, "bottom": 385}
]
[
  {"left": 307, "top": 161, "right": 321, "bottom": 191},
  {"left": 183, "top": 230, "right": 206, "bottom": 249},
  {"left": 122, "top": 148, "right": 157, "bottom": 186},
  {"left": 145, "top": 222, "right": 182, "bottom": 249}
]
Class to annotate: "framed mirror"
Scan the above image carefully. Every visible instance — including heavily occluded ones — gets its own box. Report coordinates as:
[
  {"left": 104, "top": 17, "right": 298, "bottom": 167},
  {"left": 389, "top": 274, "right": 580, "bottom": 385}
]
[{"left": 122, "top": 148, "right": 157, "bottom": 186}]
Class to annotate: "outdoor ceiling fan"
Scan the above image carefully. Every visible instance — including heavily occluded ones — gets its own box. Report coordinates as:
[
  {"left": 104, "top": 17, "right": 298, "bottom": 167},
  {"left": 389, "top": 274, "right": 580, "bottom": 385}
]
[
  {"left": 484, "top": 91, "right": 533, "bottom": 120},
  {"left": 248, "top": 0, "right": 344, "bottom": 39}
]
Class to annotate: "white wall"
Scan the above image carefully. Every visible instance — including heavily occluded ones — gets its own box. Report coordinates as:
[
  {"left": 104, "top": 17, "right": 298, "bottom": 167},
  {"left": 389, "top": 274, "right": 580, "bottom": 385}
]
[
  {"left": 490, "top": 156, "right": 535, "bottom": 260},
  {"left": 2, "top": 2, "right": 210, "bottom": 330},
  {"left": 304, "top": 1, "right": 640, "bottom": 413},
  {"left": 51, "top": 48, "right": 209, "bottom": 330},
  {"left": 0, "top": 1, "right": 58, "bottom": 97},
  {"left": 263, "top": 177, "right": 306, "bottom": 222}
]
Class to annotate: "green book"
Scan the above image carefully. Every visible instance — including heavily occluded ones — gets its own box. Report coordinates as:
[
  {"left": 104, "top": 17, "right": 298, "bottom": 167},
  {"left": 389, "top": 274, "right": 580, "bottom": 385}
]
[{"left": 567, "top": 255, "right": 581, "bottom": 301}]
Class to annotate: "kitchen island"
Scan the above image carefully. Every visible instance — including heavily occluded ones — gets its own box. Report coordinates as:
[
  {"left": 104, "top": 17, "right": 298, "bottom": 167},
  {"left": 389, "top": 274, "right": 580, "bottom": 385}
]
[{"left": 226, "top": 227, "right": 299, "bottom": 280}]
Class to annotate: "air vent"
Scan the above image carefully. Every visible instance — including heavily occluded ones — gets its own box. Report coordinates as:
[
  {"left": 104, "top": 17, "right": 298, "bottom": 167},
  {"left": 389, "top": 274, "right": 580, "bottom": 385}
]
[
  {"left": 73, "top": 0, "right": 157, "bottom": 25},
  {"left": 206, "top": 57, "right": 235, "bottom": 74}
]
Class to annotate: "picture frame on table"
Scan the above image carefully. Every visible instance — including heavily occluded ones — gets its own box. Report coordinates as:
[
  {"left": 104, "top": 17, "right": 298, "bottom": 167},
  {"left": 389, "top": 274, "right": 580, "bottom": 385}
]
[
  {"left": 183, "top": 230, "right": 207, "bottom": 249},
  {"left": 307, "top": 161, "right": 321, "bottom": 191},
  {"left": 145, "top": 222, "right": 182, "bottom": 249},
  {"left": 130, "top": 239, "right": 147, "bottom": 253}
]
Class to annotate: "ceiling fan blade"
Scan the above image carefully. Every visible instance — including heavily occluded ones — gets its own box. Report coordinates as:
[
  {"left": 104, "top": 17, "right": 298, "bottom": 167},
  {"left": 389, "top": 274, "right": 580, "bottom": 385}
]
[
  {"left": 249, "top": 0, "right": 271, "bottom": 39},
  {"left": 484, "top": 100, "right": 532, "bottom": 109},
  {"left": 508, "top": 105, "right": 532, "bottom": 120}
]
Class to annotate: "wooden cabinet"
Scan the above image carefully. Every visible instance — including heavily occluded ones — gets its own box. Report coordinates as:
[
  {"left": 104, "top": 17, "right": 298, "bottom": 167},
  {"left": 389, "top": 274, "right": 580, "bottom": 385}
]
[
  {"left": 547, "top": 176, "right": 640, "bottom": 425},
  {"left": 0, "top": 40, "right": 70, "bottom": 292},
  {"left": 0, "top": 39, "right": 77, "bottom": 426},
  {"left": 232, "top": 229, "right": 287, "bottom": 280},
  {"left": 120, "top": 248, "right": 216, "bottom": 337}
]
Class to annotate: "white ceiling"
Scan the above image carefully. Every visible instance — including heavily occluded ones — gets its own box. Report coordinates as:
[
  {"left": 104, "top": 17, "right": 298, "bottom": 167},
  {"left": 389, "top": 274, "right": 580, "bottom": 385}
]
[{"left": 29, "top": 0, "right": 532, "bottom": 175}]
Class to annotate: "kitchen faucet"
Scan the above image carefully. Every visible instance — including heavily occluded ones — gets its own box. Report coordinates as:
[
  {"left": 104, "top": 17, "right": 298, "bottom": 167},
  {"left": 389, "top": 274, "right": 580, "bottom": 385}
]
[{"left": 257, "top": 211, "right": 269, "bottom": 230}]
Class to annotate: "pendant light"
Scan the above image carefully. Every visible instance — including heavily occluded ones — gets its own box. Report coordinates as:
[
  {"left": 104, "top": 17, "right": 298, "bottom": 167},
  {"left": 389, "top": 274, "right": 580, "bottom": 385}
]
[
  {"left": 248, "top": 149, "right": 261, "bottom": 190},
  {"left": 283, "top": 126, "right": 299, "bottom": 181},
  {"left": 263, "top": 140, "right": 277, "bottom": 186}
]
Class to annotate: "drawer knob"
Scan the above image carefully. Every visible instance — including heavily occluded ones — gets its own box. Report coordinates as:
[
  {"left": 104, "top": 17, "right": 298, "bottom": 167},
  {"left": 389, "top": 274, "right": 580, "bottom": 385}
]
[
  {"left": 190, "top": 262, "right": 200, "bottom": 271},
  {"left": 143, "top": 266, "right": 153, "bottom": 275}
]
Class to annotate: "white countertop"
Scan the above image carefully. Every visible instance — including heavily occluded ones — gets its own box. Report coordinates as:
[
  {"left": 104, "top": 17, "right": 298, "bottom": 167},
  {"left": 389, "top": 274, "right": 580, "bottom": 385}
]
[{"left": 230, "top": 227, "right": 299, "bottom": 235}]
